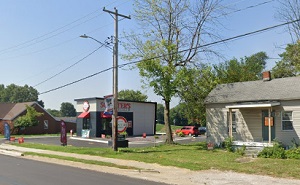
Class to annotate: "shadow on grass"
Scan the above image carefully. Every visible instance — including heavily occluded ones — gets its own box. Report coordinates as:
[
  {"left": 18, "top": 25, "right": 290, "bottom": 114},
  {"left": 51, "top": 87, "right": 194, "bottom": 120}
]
[{"left": 119, "top": 142, "right": 210, "bottom": 154}]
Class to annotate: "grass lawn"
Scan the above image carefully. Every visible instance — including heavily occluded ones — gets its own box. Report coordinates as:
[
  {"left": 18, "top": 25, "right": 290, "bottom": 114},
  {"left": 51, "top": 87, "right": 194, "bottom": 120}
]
[
  {"left": 156, "top": 124, "right": 182, "bottom": 133},
  {"left": 14, "top": 142, "right": 300, "bottom": 179}
]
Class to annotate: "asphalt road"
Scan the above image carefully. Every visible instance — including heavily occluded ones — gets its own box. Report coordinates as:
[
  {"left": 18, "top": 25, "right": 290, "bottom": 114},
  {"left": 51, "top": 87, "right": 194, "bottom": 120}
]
[{"left": 0, "top": 154, "right": 167, "bottom": 185}]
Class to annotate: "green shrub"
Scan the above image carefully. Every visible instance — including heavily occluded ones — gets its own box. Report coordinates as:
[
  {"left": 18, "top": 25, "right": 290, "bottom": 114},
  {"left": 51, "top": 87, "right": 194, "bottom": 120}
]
[
  {"left": 223, "top": 137, "right": 234, "bottom": 152},
  {"left": 258, "top": 142, "right": 286, "bottom": 159},
  {"left": 235, "top": 145, "right": 246, "bottom": 156},
  {"left": 177, "top": 131, "right": 185, "bottom": 137},
  {"left": 286, "top": 147, "right": 300, "bottom": 159}
]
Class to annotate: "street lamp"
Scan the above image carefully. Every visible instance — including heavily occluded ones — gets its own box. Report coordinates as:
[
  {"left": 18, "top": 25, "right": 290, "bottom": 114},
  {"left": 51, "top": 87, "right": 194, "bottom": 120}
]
[
  {"left": 80, "top": 34, "right": 118, "bottom": 151},
  {"left": 80, "top": 34, "right": 112, "bottom": 51}
]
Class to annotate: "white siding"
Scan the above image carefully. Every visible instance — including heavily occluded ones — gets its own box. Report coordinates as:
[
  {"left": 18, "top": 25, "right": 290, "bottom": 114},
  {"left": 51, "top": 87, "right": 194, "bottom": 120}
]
[{"left": 131, "top": 102, "right": 155, "bottom": 135}]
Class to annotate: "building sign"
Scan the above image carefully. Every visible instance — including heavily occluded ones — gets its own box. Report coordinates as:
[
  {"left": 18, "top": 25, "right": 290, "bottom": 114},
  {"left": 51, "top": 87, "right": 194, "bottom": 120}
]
[
  {"left": 83, "top": 101, "right": 90, "bottom": 112},
  {"left": 100, "top": 102, "right": 131, "bottom": 112},
  {"left": 104, "top": 95, "right": 113, "bottom": 115},
  {"left": 264, "top": 117, "right": 274, "bottom": 126},
  {"left": 117, "top": 116, "right": 128, "bottom": 133}
]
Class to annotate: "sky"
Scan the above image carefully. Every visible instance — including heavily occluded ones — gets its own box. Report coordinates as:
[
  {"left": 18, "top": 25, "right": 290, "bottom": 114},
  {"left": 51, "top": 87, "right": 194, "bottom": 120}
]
[{"left": 0, "top": 0, "right": 292, "bottom": 110}]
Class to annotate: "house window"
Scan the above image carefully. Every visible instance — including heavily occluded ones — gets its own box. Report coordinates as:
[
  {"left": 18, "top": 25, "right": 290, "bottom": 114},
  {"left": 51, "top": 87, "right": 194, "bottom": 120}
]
[
  {"left": 44, "top": 120, "right": 48, "bottom": 129},
  {"left": 227, "top": 112, "right": 237, "bottom": 133},
  {"left": 282, "top": 111, "right": 293, "bottom": 130},
  {"left": 83, "top": 118, "right": 90, "bottom": 129}
]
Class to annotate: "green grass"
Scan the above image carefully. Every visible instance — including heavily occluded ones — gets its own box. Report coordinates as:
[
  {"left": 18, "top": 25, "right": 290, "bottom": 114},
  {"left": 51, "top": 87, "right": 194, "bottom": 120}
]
[
  {"left": 156, "top": 124, "right": 182, "bottom": 132},
  {"left": 25, "top": 152, "right": 140, "bottom": 170},
  {"left": 14, "top": 142, "right": 300, "bottom": 179}
]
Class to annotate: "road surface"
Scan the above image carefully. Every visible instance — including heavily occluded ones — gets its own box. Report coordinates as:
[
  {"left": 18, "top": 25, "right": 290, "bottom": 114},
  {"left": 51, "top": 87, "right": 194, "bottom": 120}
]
[{"left": 0, "top": 154, "right": 167, "bottom": 185}]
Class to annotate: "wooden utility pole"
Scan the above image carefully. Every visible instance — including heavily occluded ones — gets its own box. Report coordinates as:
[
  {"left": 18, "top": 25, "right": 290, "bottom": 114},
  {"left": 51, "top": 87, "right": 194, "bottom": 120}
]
[{"left": 103, "top": 7, "right": 130, "bottom": 151}]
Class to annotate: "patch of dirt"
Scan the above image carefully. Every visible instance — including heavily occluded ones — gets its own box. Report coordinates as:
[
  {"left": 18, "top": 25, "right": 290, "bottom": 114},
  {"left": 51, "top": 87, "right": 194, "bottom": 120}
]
[{"left": 235, "top": 157, "right": 257, "bottom": 163}]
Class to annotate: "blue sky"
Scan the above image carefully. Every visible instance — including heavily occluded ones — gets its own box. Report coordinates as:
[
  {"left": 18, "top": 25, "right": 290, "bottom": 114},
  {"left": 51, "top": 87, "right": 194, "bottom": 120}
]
[{"left": 0, "top": 0, "right": 291, "bottom": 110}]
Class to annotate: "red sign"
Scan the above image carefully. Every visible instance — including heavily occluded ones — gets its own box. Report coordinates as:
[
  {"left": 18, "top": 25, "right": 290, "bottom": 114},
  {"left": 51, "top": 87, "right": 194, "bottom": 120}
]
[
  {"left": 60, "top": 120, "right": 67, "bottom": 146},
  {"left": 117, "top": 116, "right": 128, "bottom": 133}
]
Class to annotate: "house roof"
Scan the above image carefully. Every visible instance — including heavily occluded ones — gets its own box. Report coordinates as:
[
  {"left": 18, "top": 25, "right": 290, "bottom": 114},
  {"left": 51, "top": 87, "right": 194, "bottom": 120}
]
[
  {"left": 0, "top": 103, "right": 16, "bottom": 119},
  {"left": 2, "top": 102, "right": 35, "bottom": 120},
  {"left": 205, "top": 76, "right": 300, "bottom": 104}
]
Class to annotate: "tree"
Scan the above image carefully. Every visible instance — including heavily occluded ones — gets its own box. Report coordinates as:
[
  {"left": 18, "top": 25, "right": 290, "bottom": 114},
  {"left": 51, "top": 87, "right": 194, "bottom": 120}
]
[
  {"left": 118, "top": 89, "right": 148, "bottom": 101},
  {"left": 177, "top": 65, "right": 218, "bottom": 125},
  {"left": 14, "top": 105, "right": 43, "bottom": 133},
  {"left": 272, "top": 41, "right": 300, "bottom": 78},
  {"left": 170, "top": 103, "right": 188, "bottom": 126},
  {"left": 214, "top": 52, "right": 268, "bottom": 83},
  {"left": 156, "top": 103, "right": 165, "bottom": 124},
  {"left": 0, "top": 84, "right": 40, "bottom": 103},
  {"left": 276, "top": 0, "right": 300, "bottom": 42},
  {"left": 123, "top": 0, "right": 224, "bottom": 144},
  {"left": 47, "top": 109, "right": 61, "bottom": 117},
  {"left": 60, "top": 102, "right": 76, "bottom": 117}
]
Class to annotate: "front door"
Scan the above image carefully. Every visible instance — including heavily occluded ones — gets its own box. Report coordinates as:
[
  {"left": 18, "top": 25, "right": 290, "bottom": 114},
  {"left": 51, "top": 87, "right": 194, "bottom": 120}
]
[{"left": 262, "top": 110, "right": 275, "bottom": 141}]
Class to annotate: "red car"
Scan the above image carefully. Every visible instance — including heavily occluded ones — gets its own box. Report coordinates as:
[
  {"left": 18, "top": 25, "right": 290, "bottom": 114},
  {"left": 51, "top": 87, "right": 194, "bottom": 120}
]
[{"left": 175, "top": 126, "right": 199, "bottom": 136}]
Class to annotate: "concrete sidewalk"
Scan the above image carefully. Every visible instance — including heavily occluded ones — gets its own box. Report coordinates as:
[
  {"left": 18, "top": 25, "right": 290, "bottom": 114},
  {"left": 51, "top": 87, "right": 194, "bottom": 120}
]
[{"left": 1, "top": 143, "right": 300, "bottom": 185}]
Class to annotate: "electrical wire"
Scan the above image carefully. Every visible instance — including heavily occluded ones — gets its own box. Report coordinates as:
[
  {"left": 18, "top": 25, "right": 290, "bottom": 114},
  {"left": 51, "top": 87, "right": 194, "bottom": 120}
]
[
  {"left": 38, "top": 19, "right": 299, "bottom": 95},
  {"left": 0, "top": 0, "right": 128, "bottom": 55},
  {"left": 33, "top": 40, "right": 111, "bottom": 88}
]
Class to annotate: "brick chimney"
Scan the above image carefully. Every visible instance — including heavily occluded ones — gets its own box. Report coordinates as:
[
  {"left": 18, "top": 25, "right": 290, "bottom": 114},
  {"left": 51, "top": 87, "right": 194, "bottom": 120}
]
[{"left": 262, "top": 71, "right": 271, "bottom": 81}]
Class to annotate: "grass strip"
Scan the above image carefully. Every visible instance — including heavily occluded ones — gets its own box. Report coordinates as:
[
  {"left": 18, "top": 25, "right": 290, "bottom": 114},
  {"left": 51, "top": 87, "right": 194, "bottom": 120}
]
[
  {"left": 14, "top": 142, "right": 300, "bottom": 179},
  {"left": 24, "top": 152, "right": 141, "bottom": 170}
]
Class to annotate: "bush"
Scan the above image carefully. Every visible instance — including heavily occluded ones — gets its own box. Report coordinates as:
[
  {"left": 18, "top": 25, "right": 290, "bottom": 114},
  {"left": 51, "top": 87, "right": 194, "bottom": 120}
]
[
  {"left": 286, "top": 147, "right": 300, "bottom": 159},
  {"left": 258, "top": 142, "right": 286, "bottom": 159},
  {"left": 235, "top": 145, "right": 246, "bottom": 156},
  {"left": 223, "top": 137, "right": 234, "bottom": 152},
  {"left": 177, "top": 131, "right": 185, "bottom": 137}
]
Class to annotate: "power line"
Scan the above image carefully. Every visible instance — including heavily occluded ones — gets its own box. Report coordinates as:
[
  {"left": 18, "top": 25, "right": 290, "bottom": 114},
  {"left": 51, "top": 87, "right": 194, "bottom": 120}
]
[
  {"left": 39, "top": 19, "right": 298, "bottom": 95},
  {"left": 33, "top": 45, "right": 106, "bottom": 88},
  {"left": 0, "top": 0, "right": 128, "bottom": 56},
  {"left": 39, "top": 67, "right": 112, "bottom": 95}
]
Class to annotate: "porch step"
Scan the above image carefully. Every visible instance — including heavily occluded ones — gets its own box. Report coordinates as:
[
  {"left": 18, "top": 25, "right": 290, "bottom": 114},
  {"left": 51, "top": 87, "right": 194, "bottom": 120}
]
[{"left": 244, "top": 146, "right": 264, "bottom": 157}]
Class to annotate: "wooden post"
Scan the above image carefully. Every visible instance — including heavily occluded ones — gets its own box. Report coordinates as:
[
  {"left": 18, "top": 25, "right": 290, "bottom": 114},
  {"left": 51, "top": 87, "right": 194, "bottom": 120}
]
[
  {"left": 268, "top": 107, "right": 271, "bottom": 144},
  {"left": 229, "top": 108, "right": 233, "bottom": 139}
]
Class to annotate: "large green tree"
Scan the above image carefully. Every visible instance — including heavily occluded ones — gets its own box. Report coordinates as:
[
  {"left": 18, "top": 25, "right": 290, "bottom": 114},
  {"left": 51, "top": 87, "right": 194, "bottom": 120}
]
[
  {"left": 124, "top": 0, "right": 224, "bottom": 144},
  {"left": 47, "top": 109, "right": 61, "bottom": 117},
  {"left": 118, "top": 89, "right": 148, "bottom": 101},
  {"left": 60, "top": 102, "right": 76, "bottom": 117},
  {"left": 170, "top": 103, "right": 188, "bottom": 126},
  {"left": 0, "top": 84, "right": 39, "bottom": 103},
  {"left": 272, "top": 41, "right": 300, "bottom": 78},
  {"left": 214, "top": 52, "right": 268, "bottom": 83},
  {"left": 177, "top": 65, "right": 218, "bottom": 125}
]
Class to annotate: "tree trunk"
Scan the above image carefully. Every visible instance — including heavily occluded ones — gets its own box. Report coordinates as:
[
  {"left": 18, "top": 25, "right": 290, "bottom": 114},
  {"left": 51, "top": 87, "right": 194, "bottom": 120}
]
[{"left": 164, "top": 100, "right": 174, "bottom": 144}]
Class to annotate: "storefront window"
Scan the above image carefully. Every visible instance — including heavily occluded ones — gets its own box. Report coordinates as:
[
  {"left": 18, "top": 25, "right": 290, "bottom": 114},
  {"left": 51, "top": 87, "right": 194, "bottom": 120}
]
[
  {"left": 83, "top": 118, "right": 90, "bottom": 129},
  {"left": 102, "top": 118, "right": 112, "bottom": 130}
]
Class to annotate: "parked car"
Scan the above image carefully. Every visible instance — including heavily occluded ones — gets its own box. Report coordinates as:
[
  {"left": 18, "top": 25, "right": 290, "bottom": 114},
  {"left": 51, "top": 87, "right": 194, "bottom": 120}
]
[
  {"left": 198, "top": 127, "right": 206, "bottom": 135},
  {"left": 175, "top": 126, "right": 199, "bottom": 136}
]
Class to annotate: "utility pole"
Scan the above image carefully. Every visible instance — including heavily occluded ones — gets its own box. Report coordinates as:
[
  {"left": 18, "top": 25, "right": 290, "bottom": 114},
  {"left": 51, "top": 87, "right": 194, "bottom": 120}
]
[{"left": 103, "top": 7, "right": 130, "bottom": 151}]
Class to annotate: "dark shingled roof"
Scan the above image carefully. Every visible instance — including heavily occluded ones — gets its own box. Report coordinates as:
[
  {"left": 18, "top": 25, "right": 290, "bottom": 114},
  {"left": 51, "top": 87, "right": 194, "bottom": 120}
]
[
  {"left": 0, "top": 103, "right": 16, "bottom": 119},
  {"left": 205, "top": 76, "right": 300, "bottom": 104}
]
